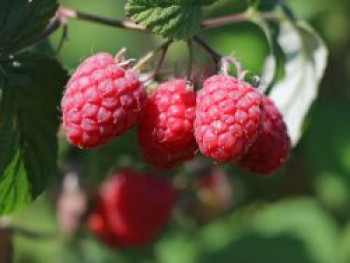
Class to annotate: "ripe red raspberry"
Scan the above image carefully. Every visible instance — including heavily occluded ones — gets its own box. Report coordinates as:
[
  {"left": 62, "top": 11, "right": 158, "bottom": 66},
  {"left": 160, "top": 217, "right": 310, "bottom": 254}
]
[
  {"left": 194, "top": 75, "right": 263, "bottom": 162},
  {"left": 87, "top": 169, "right": 177, "bottom": 247},
  {"left": 138, "top": 79, "right": 197, "bottom": 169},
  {"left": 239, "top": 96, "right": 291, "bottom": 174},
  {"left": 61, "top": 52, "right": 147, "bottom": 148}
]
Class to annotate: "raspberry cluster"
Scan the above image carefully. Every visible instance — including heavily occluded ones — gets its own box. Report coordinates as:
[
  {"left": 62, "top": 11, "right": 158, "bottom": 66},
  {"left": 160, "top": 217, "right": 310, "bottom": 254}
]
[
  {"left": 61, "top": 51, "right": 291, "bottom": 174},
  {"left": 61, "top": 51, "right": 292, "bottom": 249}
]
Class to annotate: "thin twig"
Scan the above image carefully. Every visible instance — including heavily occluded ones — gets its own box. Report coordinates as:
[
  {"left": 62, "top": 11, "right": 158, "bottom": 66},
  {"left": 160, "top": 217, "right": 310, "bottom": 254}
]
[
  {"left": 193, "top": 35, "right": 222, "bottom": 72},
  {"left": 133, "top": 39, "right": 173, "bottom": 71},
  {"left": 56, "top": 24, "right": 68, "bottom": 55},
  {"left": 149, "top": 42, "right": 171, "bottom": 80},
  {"left": 28, "top": 19, "right": 60, "bottom": 46},
  {"left": 59, "top": 6, "right": 146, "bottom": 32},
  {"left": 202, "top": 12, "right": 248, "bottom": 29},
  {"left": 187, "top": 39, "right": 194, "bottom": 81},
  {"left": 201, "top": 11, "right": 280, "bottom": 29}
]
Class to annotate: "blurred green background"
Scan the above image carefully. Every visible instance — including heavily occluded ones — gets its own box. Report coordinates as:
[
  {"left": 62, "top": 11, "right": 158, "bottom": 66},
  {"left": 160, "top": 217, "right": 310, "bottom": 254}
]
[{"left": 11, "top": 0, "right": 350, "bottom": 262}]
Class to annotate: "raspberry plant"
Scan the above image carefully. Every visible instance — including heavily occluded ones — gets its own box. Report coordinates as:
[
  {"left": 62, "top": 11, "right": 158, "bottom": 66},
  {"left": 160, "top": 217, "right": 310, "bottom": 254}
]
[{"left": 0, "top": 0, "right": 329, "bottom": 261}]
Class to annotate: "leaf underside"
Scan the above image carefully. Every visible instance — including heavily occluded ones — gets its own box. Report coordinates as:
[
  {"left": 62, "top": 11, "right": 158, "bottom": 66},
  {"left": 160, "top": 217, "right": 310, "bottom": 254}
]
[{"left": 267, "top": 21, "right": 328, "bottom": 146}]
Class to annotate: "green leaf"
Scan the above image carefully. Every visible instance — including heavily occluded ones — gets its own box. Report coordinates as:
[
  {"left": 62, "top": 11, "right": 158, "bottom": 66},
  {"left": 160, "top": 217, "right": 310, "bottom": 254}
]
[
  {"left": 0, "top": 149, "right": 31, "bottom": 214},
  {"left": 266, "top": 21, "right": 328, "bottom": 146},
  {"left": 249, "top": 199, "right": 339, "bottom": 263},
  {"left": 0, "top": 0, "right": 58, "bottom": 56},
  {"left": 0, "top": 52, "right": 67, "bottom": 214},
  {"left": 125, "top": 0, "right": 216, "bottom": 39},
  {"left": 157, "top": 198, "right": 338, "bottom": 263},
  {"left": 339, "top": 223, "right": 350, "bottom": 263},
  {"left": 256, "top": 0, "right": 280, "bottom": 11},
  {"left": 199, "top": 198, "right": 338, "bottom": 263}
]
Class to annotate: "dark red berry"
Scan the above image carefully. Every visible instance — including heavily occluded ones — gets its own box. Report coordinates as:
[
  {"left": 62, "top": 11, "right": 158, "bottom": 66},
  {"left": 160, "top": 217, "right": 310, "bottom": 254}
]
[
  {"left": 239, "top": 96, "right": 291, "bottom": 174},
  {"left": 87, "top": 169, "right": 177, "bottom": 247},
  {"left": 139, "top": 79, "right": 197, "bottom": 169}
]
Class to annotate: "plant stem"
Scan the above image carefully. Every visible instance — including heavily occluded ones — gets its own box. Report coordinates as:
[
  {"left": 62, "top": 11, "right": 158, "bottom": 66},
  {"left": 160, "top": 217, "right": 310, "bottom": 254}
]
[
  {"left": 28, "top": 19, "right": 60, "bottom": 46},
  {"left": 133, "top": 39, "right": 173, "bottom": 71},
  {"left": 151, "top": 42, "right": 170, "bottom": 78},
  {"left": 59, "top": 6, "right": 147, "bottom": 32},
  {"left": 27, "top": 5, "right": 281, "bottom": 53},
  {"left": 193, "top": 36, "right": 222, "bottom": 72},
  {"left": 56, "top": 24, "right": 68, "bottom": 55},
  {"left": 202, "top": 12, "right": 248, "bottom": 29},
  {"left": 201, "top": 11, "right": 280, "bottom": 29},
  {"left": 187, "top": 40, "right": 194, "bottom": 81}
]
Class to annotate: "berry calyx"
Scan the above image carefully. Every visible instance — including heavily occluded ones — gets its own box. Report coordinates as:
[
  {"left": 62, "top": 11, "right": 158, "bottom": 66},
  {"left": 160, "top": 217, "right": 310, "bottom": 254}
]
[
  {"left": 238, "top": 96, "right": 291, "bottom": 175},
  {"left": 138, "top": 79, "right": 198, "bottom": 169},
  {"left": 87, "top": 169, "right": 177, "bottom": 247},
  {"left": 194, "top": 75, "right": 263, "bottom": 162},
  {"left": 61, "top": 51, "right": 147, "bottom": 148}
]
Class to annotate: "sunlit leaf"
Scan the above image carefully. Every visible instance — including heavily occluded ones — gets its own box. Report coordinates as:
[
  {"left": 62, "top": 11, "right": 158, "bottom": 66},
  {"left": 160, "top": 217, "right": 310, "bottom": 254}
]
[{"left": 268, "top": 21, "right": 328, "bottom": 145}]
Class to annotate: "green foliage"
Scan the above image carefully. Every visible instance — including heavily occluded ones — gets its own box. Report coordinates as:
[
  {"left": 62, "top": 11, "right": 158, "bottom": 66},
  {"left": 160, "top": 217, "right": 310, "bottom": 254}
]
[
  {"left": 257, "top": 0, "right": 280, "bottom": 11},
  {"left": 156, "top": 198, "right": 338, "bottom": 263},
  {"left": 0, "top": 53, "right": 67, "bottom": 214},
  {"left": 0, "top": 0, "right": 58, "bottom": 55},
  {"left": 1, "top": 0, "right": 349, "bottom": 262},
  {"left": 125, "top": 0, "right": 217, "bottom": 39}
]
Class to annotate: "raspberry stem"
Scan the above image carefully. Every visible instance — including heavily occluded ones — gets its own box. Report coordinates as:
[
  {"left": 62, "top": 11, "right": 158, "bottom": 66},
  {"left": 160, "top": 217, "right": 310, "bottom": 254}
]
[
  {"left": 187, "top": 39, "right": 194, "bottom": 81},
  {"left": 193, "top": 36, "right": 222, "bottom": 72},
  {"left": 143, "top": 40, "right": 171, "bottom": 83},
  {"left": 202, "top": 12, "right": 249, "bottom": 29},
  {"left": 58, "top": 6, "right": 280, "bottom": 33},
  {"left": 201, "top": 10, "right": 280, "bottom": 29},
  {"left": 133, "top": 39, "right": 173, "bottom": 72},
  {"left": 27, "top": 19, "right": 60, "bottom": 47},
  {"left": 58, "top": 6, "right": 146, "bottom": 32},
  {"left": 56, "top": 24, "right": 68, "bottom": 55},
  {"left": 27, "top": 5, "right": 282, "bottom": 60}
]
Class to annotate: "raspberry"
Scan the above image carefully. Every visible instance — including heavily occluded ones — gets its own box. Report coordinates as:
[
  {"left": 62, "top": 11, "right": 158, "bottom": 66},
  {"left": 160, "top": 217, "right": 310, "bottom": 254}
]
[
  {"left": 61, "top": 52, "right": 147, "bottom": 148},
  {"left": 194, "top": 75, "right": 263, "bottom": 162},
  {"left": 87, "top": 169, "right": 177, "bottom": 247},
  {"left": 239, "top": 96, "right": 291, "bottom": 174},
  {"left": 138, "top": 79, "right": 197, "bottom": 169}
]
